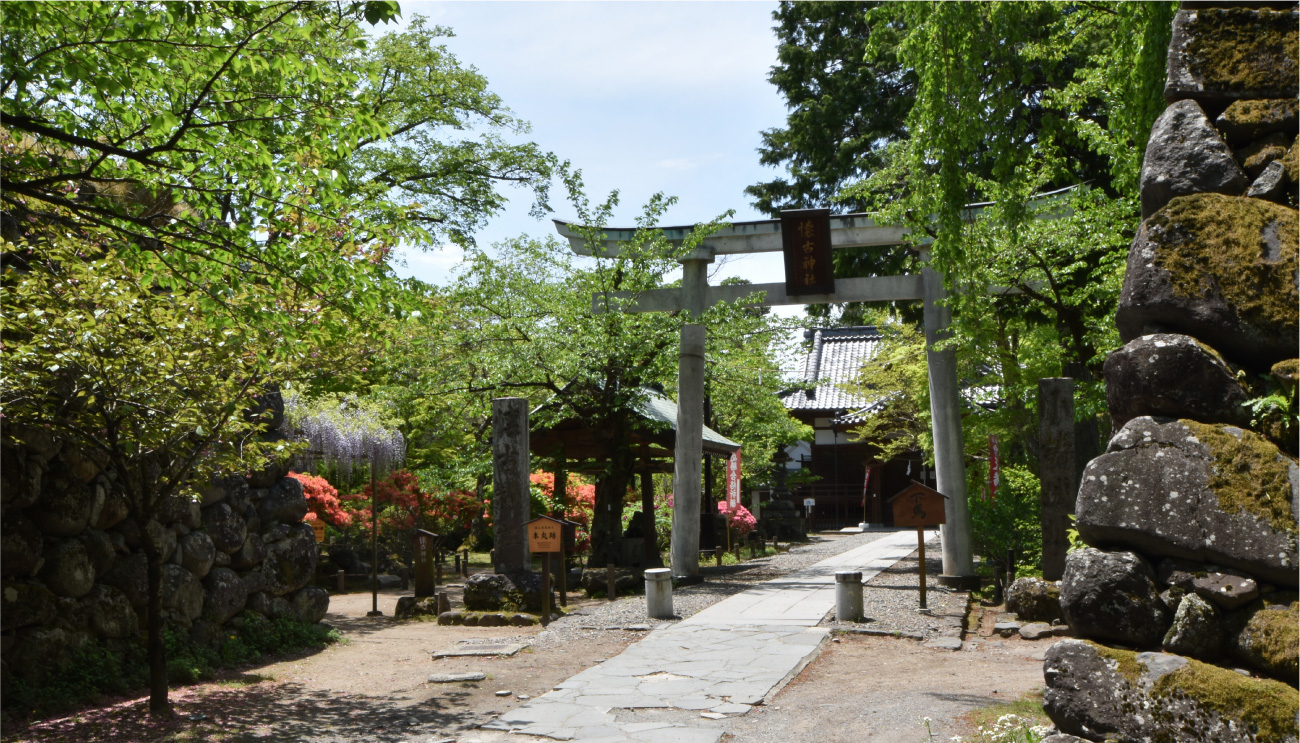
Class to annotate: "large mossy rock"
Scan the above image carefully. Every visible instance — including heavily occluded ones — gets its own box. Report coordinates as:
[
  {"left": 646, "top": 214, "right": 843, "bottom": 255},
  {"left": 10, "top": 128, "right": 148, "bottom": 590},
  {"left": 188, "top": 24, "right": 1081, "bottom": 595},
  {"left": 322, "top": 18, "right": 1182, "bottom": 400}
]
[
  {"left": 254, "top": 476, "right": 308, "bottom": 526},
  {"left": 1140, "top": 99, "right": 1247, "bottom": 219},
  {"left": 1, "top": 579, "right": 57, "bottom": 632},
  {"left": 201, "top": 566, "right": 249, "bottom": 625},
  {"left": 37, "top": 538, "right": 95, "bottom": 599},
  {"left": 1217, "top": 99, "right": 1300, "bottom": 145},
  {"left": 32, "top": 470, "right": 99, "bottom": 537},
  {"left": 201, "top": 502, "right": 248, "bottom": 554},
  {"left": 1060, "top": 548, "right": 1170, "bottom": 648},
  {"left": 1043, "top": 640, "right": 1298, "bottom": 743},
  {"left": 1076, "top": 417, "right": 1298, "bottom": 585},
  {"left": 258, "top": 523, "right": 317, "bottom": 597},
  {"left": 1005, "top": 577, "right": 1064, "bottom": 624},
  {"left": 1, "top": 512, "right": 44, "bottom": 578},
  {"left": 1104, "top": 333, "right": 1253, "bottom": 429},
  {"left": 1165, "top": 7, "right": 1299, "bottom": 105},
  {"left": 1229, "top": 595, "right": 1298, "bottom": 684},
  {"left": 1163, "top": 592, "right": 1224, "bottom": 661},
  {"left": 81, "top": 583, "right": 138, "bottom": 640},
  {"left": 1116, "top": 193, "right": 1298, "bottom": 372},
  {"left": 160, "top": 563, "right": 204, "bottom": 626},
  {"left": 463, "top": 573, "right": 522, "bottom": 612}
]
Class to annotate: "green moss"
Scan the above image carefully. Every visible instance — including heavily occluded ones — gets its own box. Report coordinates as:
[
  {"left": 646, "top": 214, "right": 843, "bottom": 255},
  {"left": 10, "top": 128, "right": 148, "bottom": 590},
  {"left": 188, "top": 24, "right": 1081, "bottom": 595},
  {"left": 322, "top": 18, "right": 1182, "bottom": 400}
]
[
  {"left": 1272, "top": 359, "right": 1299, "bottom": 384},
  {"left": 1238, "top": 600, "right": 1299, "bottom": 679},
  {"left": 1148, "top": 194, "right": 1298, "bottom": 335},
  {"left": 1091, "top": 641, "right": 1145, "bottom": 683},
  {"left": 1152, "top": 655, "right": 1299, "bottom": 743},
  {"left": 1238, "top": 134, "right": 1291, "bottom": 176},
  {"left": 1182, "top": 421, "right": 1296, "bottom": 535},
  {"left": 1219, "top": 99, "right": 1299, "bottom": 129},
  {"left": 1186, "top": 8, "right": 1298, "bottom": 92}
]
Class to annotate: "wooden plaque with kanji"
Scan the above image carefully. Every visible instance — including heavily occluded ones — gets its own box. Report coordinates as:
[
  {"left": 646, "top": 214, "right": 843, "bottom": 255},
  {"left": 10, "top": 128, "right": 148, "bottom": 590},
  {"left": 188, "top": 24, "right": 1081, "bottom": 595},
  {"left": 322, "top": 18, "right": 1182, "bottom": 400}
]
[
  {"left": 888, "top": 481, "right": 948, "bottom": 527},
  {"left": 526, "top": 516, "right": 564, "bottom": 553}
]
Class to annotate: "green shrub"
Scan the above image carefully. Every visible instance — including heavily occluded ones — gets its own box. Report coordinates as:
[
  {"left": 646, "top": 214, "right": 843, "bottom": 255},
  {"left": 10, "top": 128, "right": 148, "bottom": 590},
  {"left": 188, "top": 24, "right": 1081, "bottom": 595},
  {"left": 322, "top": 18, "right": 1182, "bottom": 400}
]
[{"left": 2, "top": 614, "right": 340, "bottom": 719}]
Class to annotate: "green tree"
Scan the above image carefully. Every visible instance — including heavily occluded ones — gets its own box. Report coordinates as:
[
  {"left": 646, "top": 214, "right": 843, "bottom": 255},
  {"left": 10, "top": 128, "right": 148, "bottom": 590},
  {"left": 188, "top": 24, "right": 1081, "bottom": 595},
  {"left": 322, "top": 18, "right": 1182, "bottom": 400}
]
[
  {"left": 2, "top": 237, "right": 299, "bottom": 715},
  {"left": 1, "top": 0, "right": 555, "bottom": 713},
  {"left": 448, "top": 175, "right": 807, "bottom": 567},
  {"left": 747, "top": 1, "right": 920, "bottom": 324}
]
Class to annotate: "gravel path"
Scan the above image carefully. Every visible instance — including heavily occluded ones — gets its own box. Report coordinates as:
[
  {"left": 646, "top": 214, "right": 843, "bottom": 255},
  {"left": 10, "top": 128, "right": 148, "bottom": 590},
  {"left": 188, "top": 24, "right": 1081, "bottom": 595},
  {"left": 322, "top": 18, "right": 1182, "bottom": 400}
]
[{"left": 533, "top": 531, "right": 967, "bottom": 652}]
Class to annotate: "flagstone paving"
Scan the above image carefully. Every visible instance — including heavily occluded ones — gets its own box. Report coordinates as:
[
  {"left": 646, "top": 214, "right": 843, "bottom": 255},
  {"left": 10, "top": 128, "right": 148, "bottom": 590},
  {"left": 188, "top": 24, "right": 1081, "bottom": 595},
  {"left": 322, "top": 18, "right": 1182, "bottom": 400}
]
[{"left": 479, "top": 529, "right": 932, "bottom": 742}]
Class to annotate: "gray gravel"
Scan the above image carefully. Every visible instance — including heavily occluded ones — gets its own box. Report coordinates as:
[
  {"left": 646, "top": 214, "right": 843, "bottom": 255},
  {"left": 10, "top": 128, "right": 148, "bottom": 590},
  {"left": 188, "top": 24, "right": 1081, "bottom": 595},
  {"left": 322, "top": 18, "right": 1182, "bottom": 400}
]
[{"left": 531, "top": 531, "right": 969, "bottom": 651}]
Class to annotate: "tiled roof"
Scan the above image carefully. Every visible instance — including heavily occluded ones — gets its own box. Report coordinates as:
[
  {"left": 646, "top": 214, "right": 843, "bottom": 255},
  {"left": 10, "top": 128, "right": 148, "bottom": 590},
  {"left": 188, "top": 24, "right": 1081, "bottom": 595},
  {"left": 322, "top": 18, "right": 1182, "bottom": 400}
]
[{"left": 780, "top": 326, "right": 886, "bottom": 418}]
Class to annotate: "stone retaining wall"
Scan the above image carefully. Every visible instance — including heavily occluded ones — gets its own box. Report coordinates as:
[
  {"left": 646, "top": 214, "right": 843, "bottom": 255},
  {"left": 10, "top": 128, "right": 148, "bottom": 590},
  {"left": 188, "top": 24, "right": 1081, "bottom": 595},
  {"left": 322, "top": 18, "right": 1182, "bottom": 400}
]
[
  {"left": 1, "top": 419, "right": 328, "bottom": 687},
  {"left": 1043, "top": 5, "right": 1299, "bottom": 742}
]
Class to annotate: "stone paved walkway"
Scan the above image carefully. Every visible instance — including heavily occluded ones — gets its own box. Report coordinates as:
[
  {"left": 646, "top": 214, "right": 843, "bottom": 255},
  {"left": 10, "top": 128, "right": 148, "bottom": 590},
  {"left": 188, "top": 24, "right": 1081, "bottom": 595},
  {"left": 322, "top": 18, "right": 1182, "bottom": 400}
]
[{"left": 479, "top": 529, "right": 933, "bottom": 742}]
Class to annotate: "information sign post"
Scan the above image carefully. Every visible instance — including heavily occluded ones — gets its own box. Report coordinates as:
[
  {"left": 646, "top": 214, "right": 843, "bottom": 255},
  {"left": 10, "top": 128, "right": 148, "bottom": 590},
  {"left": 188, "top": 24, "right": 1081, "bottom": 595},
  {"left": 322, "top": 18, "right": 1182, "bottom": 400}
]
[
  {"left": 526, "top": 516, "right": 564, "bottom": 625},
  {"left": 889, "top": 481, "right": 949, "bottom": 610}
]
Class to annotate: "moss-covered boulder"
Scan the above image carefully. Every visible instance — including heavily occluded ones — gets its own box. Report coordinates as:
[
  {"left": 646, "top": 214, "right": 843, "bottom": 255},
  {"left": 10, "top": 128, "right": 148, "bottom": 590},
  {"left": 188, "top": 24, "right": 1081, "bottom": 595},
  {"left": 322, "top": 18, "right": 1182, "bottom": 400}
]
[
  {"left": 1060, "top": 548, "right": 1170, "bottom": 647},
  {"left": 1229, "top": 595, "right": 1298, "bottom": 684},
  {"left": 1117, "top": 193, "right": 1298, "bottom": 371},
  {"left": 1247, "top": 160, "right": 1294, "bottom": 206},
  {"left": 1077, "top": 417, "right": 1298, "bottom": 586},
  {"left": 1, "top": 579, "right": 57, "bottom": 632},
  {"left": 1216, "top": 99, "right": 1299, "bottom": 145},
  {"left": 1005, "top": 577, "right": 1064, "bottom": 624},
  {"left": 1, "top": 511, "right": 44, "bottom": 578},
  {"left": 1164, "top": 593, "right": 1224, "bottom": 661},
  {"left": 258, "top": 522, "right": 317, "bottom": 597},
  {"left": 1140, "top": 99, "right": 1247, "bottom": 218},
  {"left": 1104, "top": 333, "right": 1253, "bottom": 429},
  {"left": 1165, "top": 7, "right": 1299, "bottom": 105},
  {"left": 1237, "top": 133, "right": 1293, "bottom": 180},
  {"left": 1044, "top": 639, "right": 1299, "bottom": 743}
]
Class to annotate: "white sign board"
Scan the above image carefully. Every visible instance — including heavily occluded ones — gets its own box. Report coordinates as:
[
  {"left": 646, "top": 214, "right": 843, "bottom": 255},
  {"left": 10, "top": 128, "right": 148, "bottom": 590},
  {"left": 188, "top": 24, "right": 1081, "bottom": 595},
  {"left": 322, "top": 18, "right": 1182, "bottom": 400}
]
[{"left": 803, "top": 498, "right": 815, "bottom": 508}]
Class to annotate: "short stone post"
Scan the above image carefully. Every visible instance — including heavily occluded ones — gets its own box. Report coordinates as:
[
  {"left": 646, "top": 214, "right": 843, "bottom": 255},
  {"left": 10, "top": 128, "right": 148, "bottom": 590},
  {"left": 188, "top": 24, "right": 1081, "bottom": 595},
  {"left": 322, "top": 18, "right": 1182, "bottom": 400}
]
[
  {"left": 835, "top": 570, "right": 863, "bottom": 622},
  {"left": 492, "top": 397, "right": 530, "bottom": 574},
  {"left": 336, "top": 569, "right": 345, "bottom": 593},
  {"left": 645, "top": 568, "right": 674, "bottom": 619}
]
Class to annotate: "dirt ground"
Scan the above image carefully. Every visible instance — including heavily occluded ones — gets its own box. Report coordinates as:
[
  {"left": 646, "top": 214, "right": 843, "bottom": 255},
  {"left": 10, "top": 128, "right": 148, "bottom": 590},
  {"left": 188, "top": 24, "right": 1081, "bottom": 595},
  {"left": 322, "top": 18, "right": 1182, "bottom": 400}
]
[{"left": 7, "top": 569, "right": 1051, "bottom": 743}]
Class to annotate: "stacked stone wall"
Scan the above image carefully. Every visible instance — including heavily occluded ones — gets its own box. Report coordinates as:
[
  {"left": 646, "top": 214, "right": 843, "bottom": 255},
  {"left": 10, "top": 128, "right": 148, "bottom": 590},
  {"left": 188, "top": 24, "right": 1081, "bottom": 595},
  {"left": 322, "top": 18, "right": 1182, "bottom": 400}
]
[
  {"left": 1, "top": 412, "right": 329, "bottom": 687},
  {"left": 1042, "top": 5, "right": 1299, "bottom": 743}
]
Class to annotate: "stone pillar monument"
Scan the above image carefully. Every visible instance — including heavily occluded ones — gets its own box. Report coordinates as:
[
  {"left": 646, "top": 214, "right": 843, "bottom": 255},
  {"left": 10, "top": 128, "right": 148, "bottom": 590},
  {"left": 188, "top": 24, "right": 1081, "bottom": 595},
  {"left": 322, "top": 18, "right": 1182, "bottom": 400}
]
[{"left": 492, "top": 397, "right": 530, "bottom": 574}]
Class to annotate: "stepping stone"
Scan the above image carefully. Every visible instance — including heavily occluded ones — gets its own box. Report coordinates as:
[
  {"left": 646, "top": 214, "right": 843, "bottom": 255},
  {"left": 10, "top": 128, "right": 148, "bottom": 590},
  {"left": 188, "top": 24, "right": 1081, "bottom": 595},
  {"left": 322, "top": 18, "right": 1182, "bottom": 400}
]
[
  {"left": 994, "top": 621, "right": 1022, "bottom": 638},
  {"left": 626, "top": 624, "right": 651, "bottom": 631},
  {"left": 1018, "top": 622, "right": 1055, "bottom": 640},
  {"left": 699, "top": 712, "right": 727, "bottom": 720},
  {"left": 427, "top": 672, "right": 486, "bottom": 683},
  {"left": 495, "top": 690, "right": 512, "bottom": 697},
  {"left": 431, "top": 642, "right": 528, "bottom": 658},
  {"left": 924, "top": 636, "right": 963, "bottom": 651}
]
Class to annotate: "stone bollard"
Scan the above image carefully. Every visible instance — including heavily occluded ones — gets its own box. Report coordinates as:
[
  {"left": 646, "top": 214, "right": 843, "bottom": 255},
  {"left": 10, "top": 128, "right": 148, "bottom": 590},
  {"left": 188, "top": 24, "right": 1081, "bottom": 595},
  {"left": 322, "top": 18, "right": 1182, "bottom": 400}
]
[
  {"left": 337, "top": 569, "right": 346, "bottom": 593},
  {"left": 835, "top": 571, "right": 863, "bottom": 622},
  {"left": 645, "top": 568, "right": 674, "bottom": 619},
  {"left": 436, "top": 591, "right": 451, "bottom": 615}
]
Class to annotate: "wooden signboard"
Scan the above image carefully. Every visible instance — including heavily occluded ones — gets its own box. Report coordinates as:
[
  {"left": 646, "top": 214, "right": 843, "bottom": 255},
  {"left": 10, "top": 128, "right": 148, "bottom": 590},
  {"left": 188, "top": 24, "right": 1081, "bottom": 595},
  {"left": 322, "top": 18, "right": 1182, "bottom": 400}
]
[
  {"left": 780, "top": 208, "right": 834, "bottom": 296},
  {"left": 310, "top": 519, "right": 326, "bottom": 543},
  {"left": 526, "top": 516, "right": 564, "bottom": 553},
  {"left": 887, "top": 481, "right": 948, "bottom": 610},
  {"left": 413, "top": 529, "right": 440, "bottom": 599},
  {"left": 888, "top": 481, "right": 948, "bottom": 527}
]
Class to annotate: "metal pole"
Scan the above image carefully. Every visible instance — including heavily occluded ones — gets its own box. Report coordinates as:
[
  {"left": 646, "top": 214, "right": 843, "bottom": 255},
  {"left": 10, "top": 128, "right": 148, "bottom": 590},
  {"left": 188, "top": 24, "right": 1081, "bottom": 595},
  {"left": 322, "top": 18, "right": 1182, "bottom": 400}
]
[
  {"left": 921, "top": 251, "right": 975, "bottom": 582},
  {"left": 917, "top": 526, "right": 928, "bottom": 610},
  {"left": 367, "top": 466, "right": 381, "bottom": 617},
  {"left": 542, "top": 553, "right": 551, "bottom": 626}
]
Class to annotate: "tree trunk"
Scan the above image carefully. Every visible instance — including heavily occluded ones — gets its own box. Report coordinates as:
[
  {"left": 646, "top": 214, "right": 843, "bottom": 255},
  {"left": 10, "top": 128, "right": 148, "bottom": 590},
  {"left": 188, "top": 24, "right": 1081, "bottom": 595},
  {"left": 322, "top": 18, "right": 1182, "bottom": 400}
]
[
  {"left": 587, "top": 422, "right": 634, "bottom": 568},
  {"left": 143, "top": 537, "right": 170, "bottom": 715}
]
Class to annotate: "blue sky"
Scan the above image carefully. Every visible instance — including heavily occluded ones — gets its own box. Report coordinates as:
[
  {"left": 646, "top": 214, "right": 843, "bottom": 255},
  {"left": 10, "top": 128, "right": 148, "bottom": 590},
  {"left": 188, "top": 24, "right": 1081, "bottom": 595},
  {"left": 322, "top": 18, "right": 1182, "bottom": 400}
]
[{"left": 386, "top": 1, "right": 793, "bottom": 290}]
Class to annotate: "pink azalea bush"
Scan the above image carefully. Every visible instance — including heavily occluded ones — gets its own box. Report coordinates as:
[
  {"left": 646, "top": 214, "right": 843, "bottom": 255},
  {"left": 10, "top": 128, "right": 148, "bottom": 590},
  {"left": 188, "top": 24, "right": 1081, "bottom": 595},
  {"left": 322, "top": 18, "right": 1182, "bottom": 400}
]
[{"left": 717, "top": 501, "right": 757, "bottom": 537}]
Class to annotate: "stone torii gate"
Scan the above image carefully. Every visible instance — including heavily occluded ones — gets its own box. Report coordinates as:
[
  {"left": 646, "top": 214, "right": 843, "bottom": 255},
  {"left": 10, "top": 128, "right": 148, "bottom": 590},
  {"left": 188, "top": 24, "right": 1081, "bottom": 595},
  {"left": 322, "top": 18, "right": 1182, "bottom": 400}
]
[{"left": 553, "top": 212, "right": 977, "bottom": 585}]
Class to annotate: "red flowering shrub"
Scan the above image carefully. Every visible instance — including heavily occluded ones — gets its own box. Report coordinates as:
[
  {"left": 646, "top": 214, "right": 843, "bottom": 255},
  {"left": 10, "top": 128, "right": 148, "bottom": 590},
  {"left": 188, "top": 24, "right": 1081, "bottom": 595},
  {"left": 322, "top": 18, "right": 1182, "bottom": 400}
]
[
  {"left": 531, "top": 471, "right": 596, "bottom": 552},
  {"left": 718, "top": 501, "right": 757, "bottom": 538},
  {"left": 288, "top": 471, "right": 352, "bottom": 527}
]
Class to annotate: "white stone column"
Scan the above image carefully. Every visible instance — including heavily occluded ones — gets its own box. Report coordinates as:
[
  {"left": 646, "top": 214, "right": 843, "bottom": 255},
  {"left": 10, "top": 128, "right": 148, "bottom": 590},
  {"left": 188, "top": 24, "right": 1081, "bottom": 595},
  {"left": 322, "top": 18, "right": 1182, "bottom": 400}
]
[
  {"left": 492, "top": 397, "right": 530, "bottom": 574},
  {"left": 920, "top": 252, "right": 975, "bottom": 580},
  {"left": 672, "top": 323, "right": 706, "bottom": 578},
  {"left": 670, "top": 251, "right": 713, "bottom": 578},
  {"left": 835, "top": 570, "right": 863, "bottom": 621}
]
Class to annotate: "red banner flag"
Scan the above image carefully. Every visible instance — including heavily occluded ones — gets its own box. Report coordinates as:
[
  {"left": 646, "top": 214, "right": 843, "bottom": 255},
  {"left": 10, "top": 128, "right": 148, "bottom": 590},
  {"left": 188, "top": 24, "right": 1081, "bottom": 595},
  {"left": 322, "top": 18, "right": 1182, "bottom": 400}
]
[
  {"left": 862, "top": 466, "right": 872, "bottom": 508},
  {"left": 726, "top": 449, "right": 742, "bottom": 509},
  {"left": 987, "top": 434, "right": 1001, "bottom": 501}
]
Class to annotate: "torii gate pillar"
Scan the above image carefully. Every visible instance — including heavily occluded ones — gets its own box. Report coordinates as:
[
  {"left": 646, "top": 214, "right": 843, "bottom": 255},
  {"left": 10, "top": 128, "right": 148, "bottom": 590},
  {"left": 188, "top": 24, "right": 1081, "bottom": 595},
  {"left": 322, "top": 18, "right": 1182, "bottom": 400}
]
[
  {"left": 670, "top": 252, "right": 712, "bottom": 579},
  {"left": 922, "top": 252, "right": 976, "bottom": 585}
]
